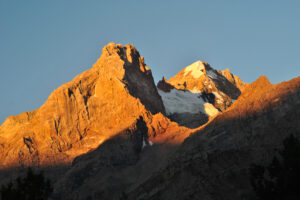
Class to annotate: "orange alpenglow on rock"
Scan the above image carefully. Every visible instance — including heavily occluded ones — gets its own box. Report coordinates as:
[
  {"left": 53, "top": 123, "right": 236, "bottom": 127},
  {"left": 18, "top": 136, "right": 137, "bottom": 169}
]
[
  {"left": 0, "top": 42, "right": 190, "bottom": 168},
  {"left": 156, "top": 60, "right": 247, "bottom": 128}
]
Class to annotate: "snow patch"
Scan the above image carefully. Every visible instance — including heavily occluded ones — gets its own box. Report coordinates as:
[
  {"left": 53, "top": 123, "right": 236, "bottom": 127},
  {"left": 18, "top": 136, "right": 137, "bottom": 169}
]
[
  {"left": 204, "top": 103, "right": 219, "bottom": 117},
  {"left": 158, "top": 89, "right": 205, "bottom": 114},
  {"left": 190, "top": 87, "right": 201, "bottom": 93},
  {"left": 142, "top": 139, "right": 147, "bottom": 149},
  {"left": 158, "top": 88, "right": 220, "bottom": 118},
  {"left": 184, "top": 61, "right": 205, "bottom": 78}
]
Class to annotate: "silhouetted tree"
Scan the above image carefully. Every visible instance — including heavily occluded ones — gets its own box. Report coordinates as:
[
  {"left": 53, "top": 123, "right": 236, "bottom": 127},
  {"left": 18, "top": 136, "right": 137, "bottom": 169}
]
[
  {"left": 0, "top": 168, "right": 53, "bottom": 200},
  {"left": 250, "top": 134, "right": 300, "bottom": 200}
]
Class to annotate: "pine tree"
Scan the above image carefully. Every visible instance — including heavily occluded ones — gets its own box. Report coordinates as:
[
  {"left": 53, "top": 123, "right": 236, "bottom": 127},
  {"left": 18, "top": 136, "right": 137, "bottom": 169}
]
[{"left": 0, "top": 168, "right": 53, "bottom": 200}]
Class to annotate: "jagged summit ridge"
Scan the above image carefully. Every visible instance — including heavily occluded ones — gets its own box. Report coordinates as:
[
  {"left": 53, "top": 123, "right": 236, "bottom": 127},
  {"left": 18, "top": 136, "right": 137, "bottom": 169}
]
[
  {"left": 220, "top": 68, "right": 248, "bottom": 91},
  {"left": 157, "top": 60, "right": 247, "bottom": 128},
  {"left": 97, "top": 42, "right": 151, "bottom": 73},
  {"left": 93, "top": 42, "right": 165, "bottom": 115}
]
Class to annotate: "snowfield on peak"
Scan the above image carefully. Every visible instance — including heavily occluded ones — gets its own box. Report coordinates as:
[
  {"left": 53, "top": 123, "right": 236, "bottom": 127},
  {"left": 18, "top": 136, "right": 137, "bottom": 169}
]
[
  {"left": 158, "top": 89, "right": 219, "bottom": 117},
  {"left": 157, "top": 59, "right": 246, "bottom": 128},
  {"left": 203, "top": 102, "right": 219, "bottom": 116},
  {"left": 184, "top": 60, "right": 206, "bottom": 78}
]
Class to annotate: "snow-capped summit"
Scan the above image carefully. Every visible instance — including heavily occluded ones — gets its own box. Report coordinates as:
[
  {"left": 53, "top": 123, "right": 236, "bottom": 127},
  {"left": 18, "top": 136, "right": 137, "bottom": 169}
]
[
  {"left": 183, "top": 60, "right": 207, "bottom": 78},
  {"left": 157, "top": 60, "right": 247, "bottom": 128}
]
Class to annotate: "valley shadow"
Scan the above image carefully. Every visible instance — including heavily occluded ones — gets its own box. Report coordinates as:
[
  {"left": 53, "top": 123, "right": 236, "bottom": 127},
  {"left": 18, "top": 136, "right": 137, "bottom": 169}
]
[{"left": 0, "top": 116, "right": 181, "bottom": 200}]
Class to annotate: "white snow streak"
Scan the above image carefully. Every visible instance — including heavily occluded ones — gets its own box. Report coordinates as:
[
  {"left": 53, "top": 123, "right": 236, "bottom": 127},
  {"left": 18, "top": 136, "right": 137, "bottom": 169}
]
[
  {"left": 184, "top": 61, "right": 205, "bottom": 78},
  {"left": 204, "top": 103, "right": 220, "bottom": 117},
  {"left": 142, "top": 139, "right": 146, "bottom": 149},
  {"left": 158, "top": 89, "right": 204, "bottom": 114},
  {"left": 158, "top": 89, "right": 219, "bottom": 117}
]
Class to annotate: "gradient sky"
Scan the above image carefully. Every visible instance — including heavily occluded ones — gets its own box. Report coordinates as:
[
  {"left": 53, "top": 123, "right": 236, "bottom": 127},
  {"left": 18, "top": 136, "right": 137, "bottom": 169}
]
[{"left": 0, "top": 0, "right": 300, "bottom": 124}]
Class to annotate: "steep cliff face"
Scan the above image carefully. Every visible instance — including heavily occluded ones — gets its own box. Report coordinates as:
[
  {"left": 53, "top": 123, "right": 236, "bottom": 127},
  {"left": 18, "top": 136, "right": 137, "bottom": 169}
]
[
  {"left": 0, "top": 42, "right": 182, "bottom": 168},
  {"left": 128, "top": 76, "right": 300, "bottom": 200},
  {"left": 219, "top": 68, "right": 248, "bottom": 92},
  {"left": 157, "top": 60, "right": 247, "bottom": 128}
]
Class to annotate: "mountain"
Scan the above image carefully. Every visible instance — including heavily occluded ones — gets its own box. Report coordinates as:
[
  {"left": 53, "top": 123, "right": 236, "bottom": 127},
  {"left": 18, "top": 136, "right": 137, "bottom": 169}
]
[
  {"left": 51, "top": 71, "right": 300, "bottom": 200},
  {"left": 157, "top": 60, "right": 247, "bottom": 128},
  {"left": 127, "top": 75, "right": 300, "bottom": 200},
  {"left": 0, "top": 42, "right": 189, "bottom": 168},
  {"left": 0, "top": 42, "right": 299, "bottom": 200}
]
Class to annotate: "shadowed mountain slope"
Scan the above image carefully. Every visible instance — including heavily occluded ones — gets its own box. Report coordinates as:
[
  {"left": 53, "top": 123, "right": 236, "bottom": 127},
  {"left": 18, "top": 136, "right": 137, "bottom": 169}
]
[{"left": 127, "top": 75, "right": 300, "bottom": 200}]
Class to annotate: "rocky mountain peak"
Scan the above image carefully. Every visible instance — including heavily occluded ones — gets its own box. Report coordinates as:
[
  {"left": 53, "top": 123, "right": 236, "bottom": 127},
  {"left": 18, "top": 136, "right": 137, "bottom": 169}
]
[
  {"left": 249, "top": 75, "right": 271, "bottom": 89},
  {"left": 220, "top": 68, "right": 248, "bottom": 92},
  {"left": 233, "top": 75, "right": 272, "bottom": 108},
  {"left": 157, "top": 60, "right": 247, "bottom": 128},
  {"left": 100, "top": 42, "right": 140, "bottom": 62},
  {"left": 95, "top": 42, "right": 150, "bottom": 75},
  {"left": 0, "top": 42, "right": 169, "bottom": 167},
  {"left": 182, "top": 60, "right": 208, "bottom": 78},
  {"left": 92, "top": 42, "right": 165, "bottom": 115}
]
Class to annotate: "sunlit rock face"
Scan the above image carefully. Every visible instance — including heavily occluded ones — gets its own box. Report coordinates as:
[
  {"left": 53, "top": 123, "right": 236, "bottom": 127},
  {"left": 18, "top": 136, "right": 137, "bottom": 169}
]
[
  {"left": 220, "top": 68, "right": 248, "bottom": 92},
  {"left": 157, "top": 60, "right": 247, "bottom": 128},
  {"left": 0, "top": 42, "right": 189, "bottom": 168}
]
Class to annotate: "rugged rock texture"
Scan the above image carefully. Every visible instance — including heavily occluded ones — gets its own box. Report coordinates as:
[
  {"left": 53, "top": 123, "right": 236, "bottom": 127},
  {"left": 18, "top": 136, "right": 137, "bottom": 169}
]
[
  {"left": 218, "top": 68, "right": 248, "bottom": 92},
  {"left": 157, "top": 60, "right": 247, "bottom": 128},
  {"left": 156, "top": 76, "right": 174, "bottom": 92},
  {"left": 0, "top": 42, "right": 182, "bottom": 168},
  {"left": 168, "top": 61, "right": 241, "bottom": 101},
  {"left": 128, "top": 76, "right": 300, "bottom": 200}
]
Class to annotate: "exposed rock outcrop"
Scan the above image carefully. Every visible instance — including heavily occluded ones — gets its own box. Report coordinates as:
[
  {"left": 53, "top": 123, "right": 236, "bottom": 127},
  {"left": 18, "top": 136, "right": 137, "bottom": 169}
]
[
  {"left": 157, "top": 76, "right": 174, "bottom": 92},
  {"left": 219, "top": 68, "right": 248, "bottom": 92}
]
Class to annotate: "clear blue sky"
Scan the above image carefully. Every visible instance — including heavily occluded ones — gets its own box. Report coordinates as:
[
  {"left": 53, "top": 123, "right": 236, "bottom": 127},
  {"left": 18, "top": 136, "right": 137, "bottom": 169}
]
[{"left": 0, "top": 0, "right": 300, "bottom": 124}]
